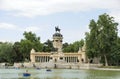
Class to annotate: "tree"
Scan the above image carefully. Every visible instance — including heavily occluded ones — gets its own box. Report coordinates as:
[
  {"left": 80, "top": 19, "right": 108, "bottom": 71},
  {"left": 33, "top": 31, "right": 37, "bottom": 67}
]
[
  {"left": 42, "top": 39, "right": 54, "bottom": 52},
  {"left": 98, "top": 13, "right": 118, "bottom": 66},
  {"left": 109, "top": 37, "right": 120, "bottom": 66},
  {"left": 85, "top": 20, "right": 100, "bottom": 59},
  {"left": 72, "top": 39, "right": 84, "bottom": 52},
  {"left": 13, "top": 42, "right": 23, "bottom": 62},
  {"left": 0, "top": 42, "right": 16, "bottom": 63},
  {"left": 85, "top": 13, "right": 118, "bottom": 66},
  {"left": 23, "top": 31, "right": 43, "bottom": 51},
  {"left": 63, "top": 39, "right": 84, "bottom": 52},
  {"left": 20, "top": 31, "right": 43, "bottom": 61}
]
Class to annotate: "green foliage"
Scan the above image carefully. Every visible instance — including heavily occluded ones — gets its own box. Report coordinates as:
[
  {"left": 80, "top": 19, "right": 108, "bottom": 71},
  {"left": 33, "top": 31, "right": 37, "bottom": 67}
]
[
  {"left": 13, "top": 42, "right": 23, "bottom": 62},
  {"left": 42, "top": 39, "right": 54, "bottom": 52},
  {"left": 85, "top": 13, "right": 118, "bottom": 66},
  {"left": 108, "top": 37, "right": 120, "bottom": 66},
  {"left": 63, "top": 39, "right": 84, "bottom": 52},
  {"left": 20, "top": 31, "right": 43, "bottom": 61},
  {"left": 23, "top": 31, "right": 43, "bottom": 52},
  {"left": 85, "top": 19, "right": 100, "bottom": 58},
  {"left": 0, "top": 42, "right": 16, "bottom": 63}
]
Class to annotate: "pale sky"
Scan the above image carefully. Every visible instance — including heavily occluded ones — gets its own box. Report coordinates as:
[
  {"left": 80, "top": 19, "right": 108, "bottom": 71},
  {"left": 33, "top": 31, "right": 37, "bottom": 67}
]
[{"left": 0, "top": 0, "right": 120, "bottom": 43}]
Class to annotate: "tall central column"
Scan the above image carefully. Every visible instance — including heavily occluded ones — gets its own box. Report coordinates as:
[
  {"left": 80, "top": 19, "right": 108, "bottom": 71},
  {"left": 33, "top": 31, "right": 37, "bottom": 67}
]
[{"left": 53, "top": 27, "right": 63, "bottom": 53}]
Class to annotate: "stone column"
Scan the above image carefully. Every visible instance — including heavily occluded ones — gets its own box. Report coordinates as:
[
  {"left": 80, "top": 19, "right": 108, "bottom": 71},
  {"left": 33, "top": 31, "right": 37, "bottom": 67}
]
[
  {"left": 41, "top": 56, "right": 43, "bottom": 62},
  {"left": 71, "top": 57, "right": 73, "bottom": 62},
  {"left": 47, "top": 56, "right": 49, "bottom": 62},
  {"left": 75, "top": 57, "right": 76, "bottom": 63},
  {"left": 73, "top": 57, "right": 75, "bottom": 63},
  {"left": 70, "top": 57, "right": 71, "bottom": 63},
  {"left": 31, "top": 55, "right": 35, "bottom": 63},
  {"left": 74, "top": 57, "right": 75, "bottom": 62},
  {"left": 39, "top": 57, "right": 40, "bottom": 63},
  {"left": 38, "top": 57, "right": 39, "bottom": 62},
  {"left": 36, "top": 56, "right": 37, "bottom": 62},
  {"left": 76, "top": 57, "right": 77, "bottom": 62},
  {"left": 45, "top": 56, "right": 46, "bottom": 62},
  {"left": 43, "top": 56, "right": 44, "bottom": 62},
  {"left": 74, "top": 57, "right": 75, "bottom": 63},
  {"left": 43, "top": 56, "right": 45, "bottom": 62},
  {"left": 42, "top": 56, "right": 43, "bottom": 62}
]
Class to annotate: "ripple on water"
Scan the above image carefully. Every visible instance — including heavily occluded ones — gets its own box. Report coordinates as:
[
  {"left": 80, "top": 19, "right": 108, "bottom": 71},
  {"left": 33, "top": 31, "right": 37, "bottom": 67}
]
[{"left": 0, "top": 69, "right": 120, "bottom": 79}]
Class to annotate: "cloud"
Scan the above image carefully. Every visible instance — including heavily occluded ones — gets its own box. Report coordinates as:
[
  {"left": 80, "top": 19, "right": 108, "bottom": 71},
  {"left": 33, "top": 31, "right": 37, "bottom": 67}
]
[
  {"left": 0, "top": 22, "right": 18, "bottom": 30},
  {"left": 0, "top": 22, "right": 44, "bottom": 33},
  {"left": 24, "top": 26, "right": 40, "bottom": 32},
  {"left": 0, "top": 0, "right": 120, "bottom": 43},
  {"left": 0, "top": 0, "right": 120, "bottom": 17},
  {"left": 109, "top": 10, "right": 120, "bottom": 36},
  {"left": 0, "top": 22, "right": 51, "bottom": 42},
  {"left": 110, "top": 10, "right": 120, "bottom": 23}
]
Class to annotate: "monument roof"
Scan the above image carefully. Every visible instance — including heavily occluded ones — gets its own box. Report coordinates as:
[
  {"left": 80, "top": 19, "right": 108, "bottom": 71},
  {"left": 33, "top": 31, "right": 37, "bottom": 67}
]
[{"left": 53, "top": 32, "right": 63, "bottom": 37}]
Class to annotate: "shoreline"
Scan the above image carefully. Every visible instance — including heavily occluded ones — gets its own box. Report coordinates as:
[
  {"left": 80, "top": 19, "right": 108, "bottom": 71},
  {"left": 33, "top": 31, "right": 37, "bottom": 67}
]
[
  {"left": 1, "top": 66, "right": 120, "bottom": 71},
  {"left": 90, "top": 67, "right": 120, "bottom": 71}
]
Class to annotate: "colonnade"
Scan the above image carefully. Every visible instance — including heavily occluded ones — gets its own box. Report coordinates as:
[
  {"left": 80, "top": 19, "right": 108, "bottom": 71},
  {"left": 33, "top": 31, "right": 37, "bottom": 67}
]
[
  {"left": 35, "top": 56, "right": 50, "bottom": 62},
  {"left": 35, "top": 56, "right": 79, "bottom": 63},
  {"left": 64, "top": 56, "right": 78, "bottom": 63}
]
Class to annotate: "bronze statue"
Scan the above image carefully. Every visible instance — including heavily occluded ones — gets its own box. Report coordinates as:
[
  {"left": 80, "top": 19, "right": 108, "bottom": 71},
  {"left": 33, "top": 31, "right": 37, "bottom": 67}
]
[{"left": 55, "top": 26, "right": 60, "bottom": 32}]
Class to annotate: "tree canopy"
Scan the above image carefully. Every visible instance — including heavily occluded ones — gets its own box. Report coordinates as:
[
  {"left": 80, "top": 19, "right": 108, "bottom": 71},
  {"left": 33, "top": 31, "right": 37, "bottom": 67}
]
[
  {"left": 20, "top": 31, "right": 43, "bottom": 61},
  {"left": 85, "top": 13, "right": 118, "bottom": 66},
  {"left": 0, "top": 42, "right": 16, "bottom": 63},
  {"left": 42, "top": 39, "right": 54, "bottom": 52},
  {"left": 63, "top": 39, "right": 84, "bottom": 52}
]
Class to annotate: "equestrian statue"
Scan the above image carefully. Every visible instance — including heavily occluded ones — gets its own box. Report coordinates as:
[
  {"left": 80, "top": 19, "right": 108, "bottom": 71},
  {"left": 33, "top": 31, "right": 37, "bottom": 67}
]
[{"left": 55, "top": 26, "right": 60, "bottom": 32}]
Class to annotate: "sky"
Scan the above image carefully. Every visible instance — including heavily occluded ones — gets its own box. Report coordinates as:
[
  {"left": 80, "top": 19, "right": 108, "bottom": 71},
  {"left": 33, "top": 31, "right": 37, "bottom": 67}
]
[{"left": 0, "top": 0, "right": 120, "bottom": 43}]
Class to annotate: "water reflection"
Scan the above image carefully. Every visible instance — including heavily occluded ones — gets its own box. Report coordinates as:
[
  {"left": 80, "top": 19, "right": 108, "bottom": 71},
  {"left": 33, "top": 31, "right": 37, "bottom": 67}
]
[
  {"left": 85, "top": 70, "right": 120, "bottom": 79},
  {"left": 0, "top": 69, "right": 120, "bottom": 79}
]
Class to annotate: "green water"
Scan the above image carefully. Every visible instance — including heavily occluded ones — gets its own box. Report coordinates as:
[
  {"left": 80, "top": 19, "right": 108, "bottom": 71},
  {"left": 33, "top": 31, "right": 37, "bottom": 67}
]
[{"left": 0, "top": 68, "right": 120, "bottom": 79}]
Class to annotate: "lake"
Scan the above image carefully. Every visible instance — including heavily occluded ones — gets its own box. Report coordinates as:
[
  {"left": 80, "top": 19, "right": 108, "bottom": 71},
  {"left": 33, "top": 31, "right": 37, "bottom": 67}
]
[{"left": 0, "top": 68, "right": 120, "bottom": 79}]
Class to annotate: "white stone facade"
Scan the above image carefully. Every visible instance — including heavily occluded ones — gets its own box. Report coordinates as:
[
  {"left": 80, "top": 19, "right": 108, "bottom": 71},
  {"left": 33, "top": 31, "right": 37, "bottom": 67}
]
[{"left": 30, "top": 27, "right": 87, "bottom": 68}]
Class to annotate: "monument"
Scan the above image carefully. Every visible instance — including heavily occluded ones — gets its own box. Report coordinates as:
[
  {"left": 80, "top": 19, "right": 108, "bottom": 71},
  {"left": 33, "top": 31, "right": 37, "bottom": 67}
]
[
  {"left": 13, "top": 27, "right": 103, "bottom": 69},
  {"left": 30, "top": 27, "right": 87, "bottom": 68}
]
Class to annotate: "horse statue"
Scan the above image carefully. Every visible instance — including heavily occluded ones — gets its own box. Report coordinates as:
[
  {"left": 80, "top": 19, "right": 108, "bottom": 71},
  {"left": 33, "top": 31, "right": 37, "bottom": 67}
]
[{"left": 55, "top": 26, "right": 60, "bottom": 32}]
